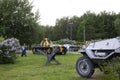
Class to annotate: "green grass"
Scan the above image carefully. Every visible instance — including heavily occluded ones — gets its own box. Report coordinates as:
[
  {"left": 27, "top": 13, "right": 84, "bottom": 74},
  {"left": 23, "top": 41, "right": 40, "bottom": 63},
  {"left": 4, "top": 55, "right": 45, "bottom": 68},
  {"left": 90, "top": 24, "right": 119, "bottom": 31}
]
[{"left": 0, "top": 52, "right": 86, "bottom": 80}]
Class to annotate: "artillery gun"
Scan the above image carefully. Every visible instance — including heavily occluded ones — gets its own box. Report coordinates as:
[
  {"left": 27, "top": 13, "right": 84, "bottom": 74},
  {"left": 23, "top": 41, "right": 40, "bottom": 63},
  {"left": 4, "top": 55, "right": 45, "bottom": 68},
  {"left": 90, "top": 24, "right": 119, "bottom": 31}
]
[{"left": 76, "top": 37, "right": 120, "bottom": 78}]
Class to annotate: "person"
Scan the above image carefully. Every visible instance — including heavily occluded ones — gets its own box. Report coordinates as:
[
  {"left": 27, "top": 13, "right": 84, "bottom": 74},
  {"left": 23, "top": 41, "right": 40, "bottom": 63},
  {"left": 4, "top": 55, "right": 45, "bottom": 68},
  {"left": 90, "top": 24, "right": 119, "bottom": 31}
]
[
  {"left": 40, "top": 38, "right": 53, "bottom": 47},
  {"left": 40, "top": 38, "right": 53, "bottom": 54},
  {"left": 56, "top": 45, "right": 67, "bottom": 55},
  {"left": 21, "top": 46, "right": 27, "bottom": 57}
]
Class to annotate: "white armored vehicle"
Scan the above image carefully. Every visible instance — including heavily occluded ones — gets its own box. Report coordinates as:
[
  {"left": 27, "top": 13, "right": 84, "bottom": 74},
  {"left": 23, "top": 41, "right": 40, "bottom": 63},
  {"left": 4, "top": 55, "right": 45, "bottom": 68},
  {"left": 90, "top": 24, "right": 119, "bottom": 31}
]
[{"left": 76, "top": 37, "right": 120, "bottom": 78}]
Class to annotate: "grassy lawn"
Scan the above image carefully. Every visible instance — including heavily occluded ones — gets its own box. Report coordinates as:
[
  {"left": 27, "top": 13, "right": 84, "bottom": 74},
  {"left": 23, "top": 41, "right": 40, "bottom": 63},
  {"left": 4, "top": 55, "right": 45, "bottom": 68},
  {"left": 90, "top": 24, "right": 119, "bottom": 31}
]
[{"left": 0, "top": 52, "right": 87, "bottom": 80}]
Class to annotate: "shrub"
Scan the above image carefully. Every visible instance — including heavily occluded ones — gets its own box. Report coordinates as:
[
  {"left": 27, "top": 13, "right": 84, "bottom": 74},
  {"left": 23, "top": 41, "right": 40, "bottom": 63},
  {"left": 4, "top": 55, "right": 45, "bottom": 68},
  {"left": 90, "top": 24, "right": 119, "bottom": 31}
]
[
  {"left": 99, "top": 57, "right": 120, "bottom": 80},
  {"left": 0, "top": 37, "right": 4, "bottom": 42},
  {"left": 53, "top": 39, "right": 77, "bottom": 45},
  {"left": 0, "top": 38, "right": 21, "bottom": 64}
]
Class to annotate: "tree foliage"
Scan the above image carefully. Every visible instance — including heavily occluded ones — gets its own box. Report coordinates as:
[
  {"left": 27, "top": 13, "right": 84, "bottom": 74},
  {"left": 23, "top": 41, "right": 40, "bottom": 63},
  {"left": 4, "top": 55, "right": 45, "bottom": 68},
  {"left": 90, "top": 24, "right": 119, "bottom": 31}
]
[
  {"left": 114, "top": 17, "right": 120, "bottom": 36},
  {"left": 0, "top": 0, "right": 120, "bottom": 45},
  {"left": 0, "top": 0, "right": 42, "bottom": 45},
  {"left": 43, "top": 11, "right": 120, "bottom": 42}
]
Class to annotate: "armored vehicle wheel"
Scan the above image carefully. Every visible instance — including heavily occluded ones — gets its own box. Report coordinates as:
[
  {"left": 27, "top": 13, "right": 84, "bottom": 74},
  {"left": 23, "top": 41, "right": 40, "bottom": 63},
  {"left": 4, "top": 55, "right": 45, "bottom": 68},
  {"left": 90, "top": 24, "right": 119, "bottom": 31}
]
[{"left": 76, "top": 56, "right": 94, "bottom": 78}]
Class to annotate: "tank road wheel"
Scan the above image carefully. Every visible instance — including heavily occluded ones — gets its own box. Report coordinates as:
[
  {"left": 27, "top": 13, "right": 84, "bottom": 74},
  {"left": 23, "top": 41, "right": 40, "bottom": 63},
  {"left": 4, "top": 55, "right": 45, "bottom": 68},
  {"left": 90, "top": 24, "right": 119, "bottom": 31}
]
[{"left": 76, "top": 56, "right": 94, "bottom": 78}]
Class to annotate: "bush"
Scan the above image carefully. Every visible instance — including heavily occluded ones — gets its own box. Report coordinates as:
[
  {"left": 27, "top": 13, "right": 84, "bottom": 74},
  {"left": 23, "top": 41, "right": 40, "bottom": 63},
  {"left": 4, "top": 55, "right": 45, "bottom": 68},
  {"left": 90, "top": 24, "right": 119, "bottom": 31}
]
[
  {"left": 0, "top": 37, "right": 4, "bottom": 42},
  {"left": 0, "top": 46, "right": 17, "bottom": 64},
  {"left": 99, "top": 57, "right": 120, "bottom": 80},
  {"left": 0, "top": 38, "right": 21, "bottom": 64},
  {"left": 53, "top": 39, "right": 77, "bottom": 45}
]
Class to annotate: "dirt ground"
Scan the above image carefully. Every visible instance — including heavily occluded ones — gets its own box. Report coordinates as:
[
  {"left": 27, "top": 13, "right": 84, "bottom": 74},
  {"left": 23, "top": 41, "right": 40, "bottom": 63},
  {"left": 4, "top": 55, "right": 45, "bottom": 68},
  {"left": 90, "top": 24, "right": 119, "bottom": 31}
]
[
  {"left": 75, "top": 71, "right": 104, "bottom": 80},
  {"left": 88, "top": 71, "right": 104, "bottom": 80}
]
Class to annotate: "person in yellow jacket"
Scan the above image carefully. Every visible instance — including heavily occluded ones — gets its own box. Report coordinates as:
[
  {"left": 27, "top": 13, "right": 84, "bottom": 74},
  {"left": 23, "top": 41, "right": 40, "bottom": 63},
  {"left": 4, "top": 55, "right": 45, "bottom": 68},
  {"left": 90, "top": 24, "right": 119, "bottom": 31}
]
[
  {"left": 58, "top": 45, "right": 63, "bottom": 53},
  {"left": 40, "top": 38, "right": 53, "bottom": 54},
  {"left": 56, "top": 45, "right": 67, "bottom": 55},
  {"left": 40, "top": 38, "right": 53, "bottom": 47}
]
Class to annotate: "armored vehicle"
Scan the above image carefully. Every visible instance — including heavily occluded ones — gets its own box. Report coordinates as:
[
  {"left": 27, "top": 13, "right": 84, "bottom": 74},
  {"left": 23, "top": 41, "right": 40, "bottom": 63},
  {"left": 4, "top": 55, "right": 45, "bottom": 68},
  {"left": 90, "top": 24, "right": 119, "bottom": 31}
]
[{"left": 76, "top": 37, "right": 120, "bottom": 78}]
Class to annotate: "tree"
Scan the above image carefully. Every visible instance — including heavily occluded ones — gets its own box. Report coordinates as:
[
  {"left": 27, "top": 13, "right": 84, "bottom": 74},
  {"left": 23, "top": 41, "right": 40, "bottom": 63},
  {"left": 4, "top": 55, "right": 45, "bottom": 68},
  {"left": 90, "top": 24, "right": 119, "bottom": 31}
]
[
  {"left": 77, "top": 11, "right": 96, "bottom": 41},
  {"left": 43, "top": 25, "right": 55, "bottom": 40},
  {"left": 114, "top": 18, "right": 120, "bottom": 36},
  {"left": 69, "top": 16, "right": 80, "bottom": 40},
  {"left": 77, "top": 11, "right": 118, "bottom": 42},
  {"left": 97, "top": 11, "right": 117, "bottom": 38},
  {"left": 0, "top": 0, "right": 41, "bottom": 45},
  {"left": 54, "top": 17, "right": 70, "bottom": 40},
  {"left": 54, "top": 16, "right": 80, "bottom": 40}
]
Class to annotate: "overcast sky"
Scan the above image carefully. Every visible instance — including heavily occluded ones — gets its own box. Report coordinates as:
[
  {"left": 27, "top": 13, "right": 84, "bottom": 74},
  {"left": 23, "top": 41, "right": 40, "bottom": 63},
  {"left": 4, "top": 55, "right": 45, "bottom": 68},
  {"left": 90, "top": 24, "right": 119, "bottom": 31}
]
[{"left": 29, "top": 0, "right": 120, "bottom": 26}]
